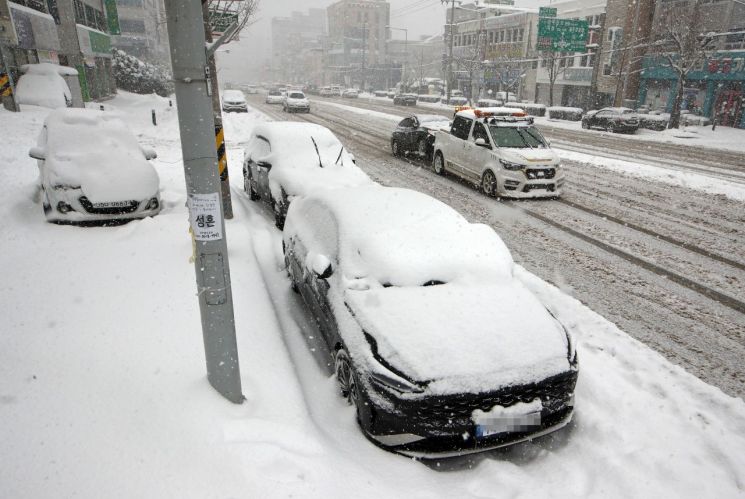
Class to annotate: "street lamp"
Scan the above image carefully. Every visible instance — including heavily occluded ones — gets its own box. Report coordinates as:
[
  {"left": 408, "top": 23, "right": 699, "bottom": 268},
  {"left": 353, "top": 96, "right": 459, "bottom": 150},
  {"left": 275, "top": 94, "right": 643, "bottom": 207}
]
[{"left": 386, "top": 25, "right": 408, "bottom": 91}]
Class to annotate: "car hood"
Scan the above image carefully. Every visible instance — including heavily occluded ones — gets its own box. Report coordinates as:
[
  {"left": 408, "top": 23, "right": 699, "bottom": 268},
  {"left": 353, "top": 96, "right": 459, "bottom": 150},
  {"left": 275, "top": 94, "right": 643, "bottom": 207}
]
[
  {"left": 345, "top": 283, "right": 570, "bottom": 395},
  {"left": 287, "top": 98, "right": 309, "bottom": 104},
  {"left": 498, "top": 147, "right": 559, "bottom": 166},
  {"left": 421, "top": 121, "right": 451, "bottom": 133}
]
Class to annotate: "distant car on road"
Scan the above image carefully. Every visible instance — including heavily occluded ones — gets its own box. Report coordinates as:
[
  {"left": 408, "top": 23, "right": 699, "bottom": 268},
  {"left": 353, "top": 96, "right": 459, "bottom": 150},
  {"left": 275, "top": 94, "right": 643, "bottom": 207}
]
[
  {"left": 283, "top": 185, "right": 579, "bottom": 457},
  {"left": 283, "top": 91, "right": 310, "bottom": 113},
  {"left": 242, "top": 122, "right": 370, "bottom": 228},
  {"left": 265, "top": 89, "right": 285, "bottom": 105},
  {"left": 390, "top": 114, "right": 451, "bottom": 160},
  {"left": 581, "top": 107, "right": 639, "bottom": 133},
  {"left": 29, "top": 108, "right": 161, "bottom": 223},
  {"left": 222, "top": 89, "right": 248, "bottom": 112},
  {"left": 393, "top": 93, "right": 418, "bottom": 106},
  {"left": 342, "top": 88, "right": 359, "bottom": 98}
]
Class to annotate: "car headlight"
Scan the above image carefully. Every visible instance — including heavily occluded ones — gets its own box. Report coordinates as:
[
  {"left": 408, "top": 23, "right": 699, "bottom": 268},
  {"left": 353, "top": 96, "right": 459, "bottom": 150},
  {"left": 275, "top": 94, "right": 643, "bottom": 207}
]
[
  {"left": 364, "top": 333, "right": 424, "bottom": 394},
  {"left": 499, "top": 159, "right": 524, "bottom": 171}
]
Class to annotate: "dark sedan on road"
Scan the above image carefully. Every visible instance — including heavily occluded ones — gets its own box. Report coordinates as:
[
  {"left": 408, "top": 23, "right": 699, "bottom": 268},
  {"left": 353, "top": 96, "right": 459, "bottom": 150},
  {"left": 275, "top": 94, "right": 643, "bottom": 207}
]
[
  {"left": 581, "top": 107, "right": 640, "bottom": 133},
  {"left": 390, "top": 114, "right": 451, "bottom": 160},
  {"left": 393, "top": 93, "right": 418, "bottom": 106}
]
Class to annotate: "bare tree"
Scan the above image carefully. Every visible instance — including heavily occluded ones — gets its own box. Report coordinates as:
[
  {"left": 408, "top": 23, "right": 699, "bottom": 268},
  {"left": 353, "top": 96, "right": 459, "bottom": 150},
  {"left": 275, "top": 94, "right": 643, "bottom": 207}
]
[
  {"left": 653, "top": 0, "right": 715, "bottom": 129},
  {"left": 204, "top": 0, "right": 260, "bottom": 44},
  {"left": 452, "top": 30, "right": 486, "bottom": 104},
  {"left": 540, "top": 50, "right": 569, "bottom": 107}
]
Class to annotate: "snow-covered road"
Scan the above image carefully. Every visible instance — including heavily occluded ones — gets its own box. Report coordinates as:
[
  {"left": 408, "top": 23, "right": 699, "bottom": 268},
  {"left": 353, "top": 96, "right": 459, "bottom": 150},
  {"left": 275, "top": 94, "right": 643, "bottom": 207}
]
[{"left": 2, "top": 93, "right": 745, "bottom": 498}]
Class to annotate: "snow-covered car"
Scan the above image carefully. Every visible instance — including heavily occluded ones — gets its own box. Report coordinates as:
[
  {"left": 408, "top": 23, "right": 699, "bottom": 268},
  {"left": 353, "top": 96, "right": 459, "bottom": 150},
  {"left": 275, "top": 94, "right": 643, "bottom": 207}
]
[
  {"left": 29, "top": 108, "right": 161, "bottom": 223},
  {"left": 222, "top": 89, "right": 248, "bottom": 112},
  {"left": 283, "top": 91, "right": 310, "bottom": 113},
  {"left": 441, "top": 96, "right": 468, "bottom": 106},
  {"left": 242, "top": 122, "right": 370, "bottom": 228},
  {"left": 265, "top": 89, "right": 285, "bottom": 104},
  {"left": 244, "top": 84, "right": 259, "bottom": 94},
  {"left": 581, "top": 107, "right": 639, "bottom": 133},
  {"left": 432, "top": 107, "right": 564, "bottom": 198},
  {"left": 15, "top": 63, "right": 76, "bottom": 109},
  {"left": 283, "top": 185, "right": 579, "bottom": 457},
  {"left": 390, "top": 114, "right": 451, "bottom": 160},
  {"left": 342, "top": 88, "right": 359, "bottom": 98}
]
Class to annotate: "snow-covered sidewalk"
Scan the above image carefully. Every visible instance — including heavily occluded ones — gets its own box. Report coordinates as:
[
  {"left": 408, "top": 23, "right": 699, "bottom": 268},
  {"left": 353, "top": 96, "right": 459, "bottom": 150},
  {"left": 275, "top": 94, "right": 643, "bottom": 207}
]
[{"left": 1, "top": 93, "right": 744, "bottom": 498}]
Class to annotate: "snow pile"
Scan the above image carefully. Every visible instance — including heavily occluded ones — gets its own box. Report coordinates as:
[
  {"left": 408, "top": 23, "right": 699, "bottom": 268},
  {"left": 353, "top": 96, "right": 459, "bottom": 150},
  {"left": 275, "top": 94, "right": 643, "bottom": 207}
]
[
  {"left": 547, "top": 106, "right": 583, "bottom": 121},
  {"left": 43, "top": 108, "right": 159, "bottom": 202},
  {"left": 246, "top": 122, "right": 371, "bottom": 200},
  {"left": 15, "top": 63, "right": 73, "bottom": 109}
]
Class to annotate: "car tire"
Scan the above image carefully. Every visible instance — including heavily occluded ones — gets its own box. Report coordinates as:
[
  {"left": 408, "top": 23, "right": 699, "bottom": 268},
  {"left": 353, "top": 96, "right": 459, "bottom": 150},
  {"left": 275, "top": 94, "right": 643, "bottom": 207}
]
[
  {"left": 481, "top": 170, "right": 498, "bottom": 197},
  {"left": 605, "top": 124, "right": 615, "bottom": 133},
  {"left": 273, "top": 192, "right": 287, "bottom": 230},
  {"left": 335, "top": 348, "right": 360, "bottom": 411},
  {"left": 42, "top": 189, "right": 51, "bottom": 215},
  {"left": 391, "top": 139, "right": 401, "bottom": 157},
  {"left": 581, "top": 121, "right": 589, "bottom": 129},
  {"left": 433, "top": 152, "right": 445, "bottom": 175},
  {"left": 244, "top": 170, "right": 259, "bottom": 201}
]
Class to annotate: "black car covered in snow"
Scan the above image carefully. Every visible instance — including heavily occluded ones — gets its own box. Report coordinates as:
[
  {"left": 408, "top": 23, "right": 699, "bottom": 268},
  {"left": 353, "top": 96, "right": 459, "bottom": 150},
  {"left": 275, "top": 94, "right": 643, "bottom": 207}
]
[
  {"left": 390, "top": 114, "right": 452, "bottom": 160},
  {"left": 581, "top": 107, "right": 640, "bottom": 133}
]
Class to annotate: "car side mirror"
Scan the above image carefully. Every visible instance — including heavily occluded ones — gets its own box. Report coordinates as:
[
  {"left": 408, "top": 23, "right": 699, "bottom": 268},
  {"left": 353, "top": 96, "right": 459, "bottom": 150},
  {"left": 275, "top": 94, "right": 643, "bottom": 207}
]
[
  {"left": 475, "top": 138, "right": 490, "bottom": 148},
  {"left": 142, "top": 147, "right": 157, "bottom": 160},
  {"left": 310, "top": 254, "right": 333, "bottom": 280},
  {"left": 29, "top": 147, "right": 46, "bottom": 160},
  {"left": 257, "top": 161, "right": 272, "bottom": 170}
]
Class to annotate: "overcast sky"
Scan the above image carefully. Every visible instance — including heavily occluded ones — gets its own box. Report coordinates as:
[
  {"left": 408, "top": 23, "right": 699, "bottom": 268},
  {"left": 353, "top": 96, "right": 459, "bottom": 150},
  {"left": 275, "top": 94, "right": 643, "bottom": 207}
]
[{"left": 216, "top": 0, "right": 542, "bottom": 82}]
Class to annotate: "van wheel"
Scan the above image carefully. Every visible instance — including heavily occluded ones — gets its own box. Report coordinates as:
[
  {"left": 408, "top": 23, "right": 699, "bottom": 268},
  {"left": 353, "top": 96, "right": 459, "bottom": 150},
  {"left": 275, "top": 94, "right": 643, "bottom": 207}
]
[
  {"left": 482, "top": 170, "right": 498, "bottom": 197},
  {"left": 433, "top": 152, "right": 445, "bottom": 175}
]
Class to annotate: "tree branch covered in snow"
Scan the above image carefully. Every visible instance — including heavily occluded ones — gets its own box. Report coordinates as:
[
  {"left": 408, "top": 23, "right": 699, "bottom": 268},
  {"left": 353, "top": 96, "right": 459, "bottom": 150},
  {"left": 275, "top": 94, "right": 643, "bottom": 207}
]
[{"left": 204, "top": 0, "right": 260, "bottom": 46}]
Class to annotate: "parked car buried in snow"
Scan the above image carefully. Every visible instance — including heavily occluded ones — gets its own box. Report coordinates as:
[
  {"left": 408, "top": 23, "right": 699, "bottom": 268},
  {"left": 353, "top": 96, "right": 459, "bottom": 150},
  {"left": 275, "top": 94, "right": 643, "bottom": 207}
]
[
  {"left": 283, "top": 185, "right": 579, "bottom": 457},
  {"left": 15, "top": 63, "right": 76, "bottom": 109},
  {"left": 581, "top": 107, "right": 639, "bottom": 133},
  {"left": 221, "top": 89, "right": 248, "bottom": 112},
  {"left": 242, "top": 122, "right": 370, "bottom": 229},
  {"left": 29, "top": 108, "right": 161, "bottom": 223}
]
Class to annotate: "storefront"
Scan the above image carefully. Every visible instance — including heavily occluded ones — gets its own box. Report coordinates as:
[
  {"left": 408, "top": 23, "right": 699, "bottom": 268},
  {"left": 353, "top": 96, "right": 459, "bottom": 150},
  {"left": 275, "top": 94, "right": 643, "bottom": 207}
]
[{"left": 639, "top": 53, "right": 745, "bottom": 128}]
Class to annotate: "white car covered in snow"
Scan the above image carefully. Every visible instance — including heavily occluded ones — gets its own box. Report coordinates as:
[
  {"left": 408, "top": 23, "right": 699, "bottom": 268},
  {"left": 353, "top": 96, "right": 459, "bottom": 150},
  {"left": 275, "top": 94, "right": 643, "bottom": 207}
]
[
  {"left": 29, "top": 108, "right": 161, "bottom": 223},
  {"left": 221, "top": 89, "right": 248, "bottom": 112},
  {"left": 242, "top": 122, "right": 370, "bottom": 228},
  {"left": 15, "top": 63, "right": 76, "bottom": 109},
  {"left": 282, "top": 91, "right": 310, "bottom": 113},
  {"left": 283, "top": 185, "right": 578, "bottom": 457}
]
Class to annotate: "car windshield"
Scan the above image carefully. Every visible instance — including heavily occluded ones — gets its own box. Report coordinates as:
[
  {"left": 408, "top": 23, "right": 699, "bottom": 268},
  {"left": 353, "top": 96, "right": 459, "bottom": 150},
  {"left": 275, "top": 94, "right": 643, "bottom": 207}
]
[
  {"left": 289, "top": 93, "right": 305, "bottom": 99},
  {"left": 269, "top": 91, "right": 281, "bottom": 96},
  {"left": 489, "top": 126, "right": 548, "bottom": 148}
]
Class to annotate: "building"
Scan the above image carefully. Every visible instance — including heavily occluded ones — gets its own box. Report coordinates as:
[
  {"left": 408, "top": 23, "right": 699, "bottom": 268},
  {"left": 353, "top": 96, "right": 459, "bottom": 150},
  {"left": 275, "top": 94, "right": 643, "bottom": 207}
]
[
  {"left": 1, "top": 0, "right": 117, "bottom": 101},
  {"left": 112, "top": 0, "right": 169, "bottom": 64},
  {"left": 387, "top": 34, "right": 444, "bottom": 91},
  {"left": 637, "top": 0, "right": 745, "bottom": 127},
  {"left": 271, "top": 9, "right": 326, "bottom": 84},
  {"left": 326, "top": 0, "right": 390, "bottom": 89},
  {"left": 533, "top": 0, "right": 605, "bottom": 108}
]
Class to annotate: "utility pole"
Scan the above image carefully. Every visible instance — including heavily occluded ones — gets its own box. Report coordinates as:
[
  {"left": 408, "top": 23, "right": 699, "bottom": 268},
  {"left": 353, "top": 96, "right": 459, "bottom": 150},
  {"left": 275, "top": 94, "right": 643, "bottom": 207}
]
[
  {"left": 0, "top": 0, "right": 19, "bottom": 112},
  {"left": 443, "top": 0, "right": 456, "bottom": 103},
  {"left": 587, "top": 13, "right": 606, "bottom": 110},
  {"left": 361, "top": 22, "right": 367, "bottom": 90},
  {"left": 164, "top": 0, "right": 243, "bottom": 404},
  {"left": 202, "top": 0, "right": 233, "bottom": 219}
]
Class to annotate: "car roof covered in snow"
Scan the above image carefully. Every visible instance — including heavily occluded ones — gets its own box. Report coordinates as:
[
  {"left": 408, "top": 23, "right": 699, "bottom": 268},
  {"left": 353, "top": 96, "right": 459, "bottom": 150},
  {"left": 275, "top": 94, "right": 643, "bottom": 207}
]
[
  {"left": 285, "top": 185, "right": 514, "bottom": 287},
  {"left": 21, "top": 62, "right": 78, "bottom": 76},
  {"left": 42, "top": 108, "right": 159, "bottom": 203},
  {"left": 246, "top": 122, "right": 371, "bottom": 199},
  {"left": 222, "top": 89, "right": 245, "bottom": 100}
]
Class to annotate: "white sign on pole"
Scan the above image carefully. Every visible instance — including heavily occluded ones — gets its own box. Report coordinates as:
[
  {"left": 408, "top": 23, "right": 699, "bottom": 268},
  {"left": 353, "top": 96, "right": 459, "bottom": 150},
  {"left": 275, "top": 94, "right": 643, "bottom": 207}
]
[{"left": 188, "top": 192, "right": 224, "bottom": 241}]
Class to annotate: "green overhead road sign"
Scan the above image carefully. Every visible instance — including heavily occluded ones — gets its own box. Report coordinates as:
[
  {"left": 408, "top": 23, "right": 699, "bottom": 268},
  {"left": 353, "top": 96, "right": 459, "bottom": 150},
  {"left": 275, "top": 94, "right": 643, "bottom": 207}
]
[
  {"left": 538, "top": 17, "right": 589, "bottom": 52},
  {"left": 210, "top": 11, "right": 238, "bottom": 34},
  {"left": 539, "top": 7, "right": 557, "bottom": 17}
]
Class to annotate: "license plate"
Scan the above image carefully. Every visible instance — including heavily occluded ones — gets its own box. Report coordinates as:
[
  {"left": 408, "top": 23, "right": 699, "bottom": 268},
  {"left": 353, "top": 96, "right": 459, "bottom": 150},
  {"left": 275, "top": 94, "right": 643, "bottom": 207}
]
[
  {"left": 475, "top": 412, "right": 541, "bottom": 439},
  {"left": 93, "top": 201, "right": 130, "bottom": 208}
]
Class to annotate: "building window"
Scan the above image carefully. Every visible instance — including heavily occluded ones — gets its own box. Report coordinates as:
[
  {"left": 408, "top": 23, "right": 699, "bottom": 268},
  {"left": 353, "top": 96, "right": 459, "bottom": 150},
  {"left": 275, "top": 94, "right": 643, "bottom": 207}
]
[
  {"left": 120, "top": 19, "right": 146, "bottom": 33},
  {"left": 506, "top": 30, "right": 511, "bottom": 42},
  {"left": 499, "top": 30, "right": 504, "bottom": 42},
  {"left": 518, "top": 28, "right": 524, "bottom": 42},
  {"left": 9, "top": 0, "right": 47, "bottom": 14},
  {"left": 603, "top": 64, "right": 611, "bottom": 75}
]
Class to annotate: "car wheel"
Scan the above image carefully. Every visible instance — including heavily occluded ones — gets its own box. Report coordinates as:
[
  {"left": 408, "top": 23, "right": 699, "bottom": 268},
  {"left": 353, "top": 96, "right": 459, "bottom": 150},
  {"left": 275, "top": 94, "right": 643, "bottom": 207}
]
[
  {"left": 433, "top": 152, "right": 445, "bottom": 175},
  {"left": 42, "top": 189, "right": 51, "bottom": 215},
  {"left": 417, "top": 138, "right": 427, "bottom": 156},
  {"left": 581, "top": 120, "right": 589, "bottom": 129},
  {"left": 244, "top": 170, "right": 259, "bottom": 200},
  {"left": 605, "top": 123, "right": 615, "bottom": 133},
  {"left": 335, "top": 349, "right": 360, "bottom": 409},
  {"left": 391, "top": 139, "right": 400, "bottom": 157},
  {"left": 273, "top": 194, "right": 287, "bottom": 230},
  {"left": 482, "top": 170, "right": 498, "bottom": 197}
]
